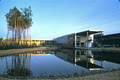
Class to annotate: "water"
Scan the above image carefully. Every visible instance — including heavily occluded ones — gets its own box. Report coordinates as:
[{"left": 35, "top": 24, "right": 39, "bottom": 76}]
[{"left": 0, "top": 49, "right": 120, "bottom": 78}]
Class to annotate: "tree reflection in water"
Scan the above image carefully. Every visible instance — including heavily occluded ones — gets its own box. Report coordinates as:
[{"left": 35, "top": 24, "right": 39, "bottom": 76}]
[{"left": 6, "top": 53, "right": 32, "bottom": 77}]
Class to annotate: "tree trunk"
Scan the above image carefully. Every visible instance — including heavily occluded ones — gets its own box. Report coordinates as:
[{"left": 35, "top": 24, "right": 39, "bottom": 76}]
[
  {"left": 23, "top": 28, "right": 26, "bottom": 45},
  {"left": 12, "top": 28, "right": 14, "bottom": 44},
  {"left": 18, "top": 21, "right": 21, "bottom": 45},
  {"left": 6, "top": 29, "right": 9, "bottom": 45},
  {"left": 15, "top": 17, "right": 17, "bottom": 44}
]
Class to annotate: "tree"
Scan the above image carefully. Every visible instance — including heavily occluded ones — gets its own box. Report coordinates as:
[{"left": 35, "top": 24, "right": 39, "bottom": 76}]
[
  {"left": 21, "top": 6, "right": 33, "bottom": 45},
  {"left": 5, "top": 6, "right": 33, "bottom": 47}
]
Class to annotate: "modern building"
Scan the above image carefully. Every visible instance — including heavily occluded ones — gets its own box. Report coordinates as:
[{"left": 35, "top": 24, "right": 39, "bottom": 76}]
[
  {"left": 54, "top": 30, "right": 102, "bottom": 48},
  {"left": 94, "top": 33, "right": 120, "bottom": 47},
  {"left": 0, "top": 30, "right": 103, "bottom": 48}
]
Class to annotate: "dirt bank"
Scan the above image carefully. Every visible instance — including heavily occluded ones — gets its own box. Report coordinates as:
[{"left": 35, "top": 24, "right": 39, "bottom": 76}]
[
  {"left": 0, "top": 70, "right": 120, "bottom": 80},
  {"left": 0, "top": 46, "right": 58, "bottom": 57},
  {"left": 76, "top": 47, "right": 120, "bottom": 52}
]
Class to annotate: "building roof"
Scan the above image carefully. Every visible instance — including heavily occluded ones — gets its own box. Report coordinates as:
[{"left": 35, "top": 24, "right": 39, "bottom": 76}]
[
  {"left": 104, "top": 33, "right": 120, "bottom": 37},
  {"left": 76, "top": 30, "right": 102, "bottom": 36},
  {"left": 54, "top": 30, "right": 103, "bottom": 39}
]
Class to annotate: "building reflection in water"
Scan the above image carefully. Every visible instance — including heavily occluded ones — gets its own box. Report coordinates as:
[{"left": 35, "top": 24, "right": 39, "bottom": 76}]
[
  {"left": 33, "top": 50, "right": 55, "bottom": 54},
  {"left": 55, "top": 49, "right": 102, "bottom": 70},
  {"left": 1, "top": 50, "right": 120, "bottom": 78}
]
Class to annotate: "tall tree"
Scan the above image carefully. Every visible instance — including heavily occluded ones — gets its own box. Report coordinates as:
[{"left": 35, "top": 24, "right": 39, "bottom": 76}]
[
  {"left": 21, "top": 6, "right": 33, "bottom": 44},
  {"left": 5, "top": 6, "right": 32, "bottom": 46}
]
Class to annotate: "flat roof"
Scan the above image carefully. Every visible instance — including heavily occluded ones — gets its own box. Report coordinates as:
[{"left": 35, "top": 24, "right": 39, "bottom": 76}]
[
  {"left": 76, "top": 30, "right": 102, "bottom": 36},
  {"left": 55, "top": 30, "right": 103, "bottom": 39}
]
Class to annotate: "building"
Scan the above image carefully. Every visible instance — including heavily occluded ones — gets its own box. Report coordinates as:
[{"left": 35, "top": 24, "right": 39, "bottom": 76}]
[
  {"left": 54, "top": 30, "right": 102, "bottom": 48},
  {"left": 94, "top": 33, "right": 120, "bottom": 47},
  {"left": 0, "top": 38, "right": 55, "bottom": 47},
  {"left": 0, "top": 30, "right": 103, "bottom": 48}
]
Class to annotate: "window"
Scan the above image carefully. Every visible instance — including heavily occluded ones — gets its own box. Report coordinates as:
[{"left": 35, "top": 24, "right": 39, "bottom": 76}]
[{"left": 81, "top": 43, "right": 84, "bottom": 47}]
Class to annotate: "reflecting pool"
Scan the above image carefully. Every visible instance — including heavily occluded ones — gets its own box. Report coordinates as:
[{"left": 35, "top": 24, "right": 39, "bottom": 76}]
[{"left": 0, "top": 50, "right": 120, "bottom": 78}]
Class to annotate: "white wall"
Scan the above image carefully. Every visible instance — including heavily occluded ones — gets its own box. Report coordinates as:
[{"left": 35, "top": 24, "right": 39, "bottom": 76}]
[{"left": 88, "top": 34, "right": 94, "bottom": 47}]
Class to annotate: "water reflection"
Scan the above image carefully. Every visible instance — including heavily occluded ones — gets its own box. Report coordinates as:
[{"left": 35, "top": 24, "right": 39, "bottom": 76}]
[
  {"left": 5, "top": 53, "right": 32, "bottom": 77},
  {"left": 55, "top": 49, "right": 120, "bottom": 71},
  {"left": 93, "top": 51, "right": 120, "bottom": 64},
  {"left": 0, "top": 50, "right": 120, "bottom": 78},
  {"left": 93, "top": 51, "right": 120, "bottom": 70},
  {"left": 33, "top": 51, "right": 55, "bottom": 54},
  {"left": 55, "top": 50, "right": 102, "bottom": 70},
  {"left": 2, "top": 51, "right": 54, "bottom": 77},
  {"left": 0, "top": 51, "right": 89, "bottom": 78}
]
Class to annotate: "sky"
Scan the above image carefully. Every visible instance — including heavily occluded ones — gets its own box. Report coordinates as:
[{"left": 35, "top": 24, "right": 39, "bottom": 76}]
[{"left": 0, "top": 0, "right": 120, "bottom": 39}]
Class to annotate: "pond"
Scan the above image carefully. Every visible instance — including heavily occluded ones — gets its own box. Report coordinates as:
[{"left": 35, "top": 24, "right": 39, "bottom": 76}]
[{"left": 0, "top": 49, "right": 120, "bottom": 78}]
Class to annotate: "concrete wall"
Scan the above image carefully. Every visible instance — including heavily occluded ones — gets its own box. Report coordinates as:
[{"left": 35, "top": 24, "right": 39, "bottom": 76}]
[
  {"left": 76, "top": 34, "right": 94, "bottom": 48},
  {"left": 55, "top": 35, "right": 68, "bottom": 44},
  {"left": 55, "top": 33, "right": 94, "bottom": 48}
]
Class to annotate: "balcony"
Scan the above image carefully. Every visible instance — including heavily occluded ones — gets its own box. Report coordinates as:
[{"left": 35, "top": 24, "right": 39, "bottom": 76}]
[{"left": 88, "top": 38, "right": 92, "bottom": 41}]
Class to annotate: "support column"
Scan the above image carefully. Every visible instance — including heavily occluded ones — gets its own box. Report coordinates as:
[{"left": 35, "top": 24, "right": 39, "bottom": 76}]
[
  {"left": 86, "top": 50, "right": 89, "bottom": 68},
  {"left": 75, "top": 50, "right": 77, "bottom": 63},
  {"left": 80, "top": 37, "right": 81, "bottom": 48},
  {"left": 75, "top": 33, "right": 77, "bottom": 48},
  {"left": 100, "top": 32, "right": 103, "bottom": 48},
  {"left": 86, "top": 31, "right": 89, "bottom": 48}
]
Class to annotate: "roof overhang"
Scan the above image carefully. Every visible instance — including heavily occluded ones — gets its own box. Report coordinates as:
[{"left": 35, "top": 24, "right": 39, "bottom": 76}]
[{"left": 76, "top": 30, "right": 103, "bottom": 36}]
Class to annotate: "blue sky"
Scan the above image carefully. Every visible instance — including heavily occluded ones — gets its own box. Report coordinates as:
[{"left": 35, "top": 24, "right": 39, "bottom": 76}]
[{"left": 0, "top": 0, "right": 120, "bottom": 39}]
